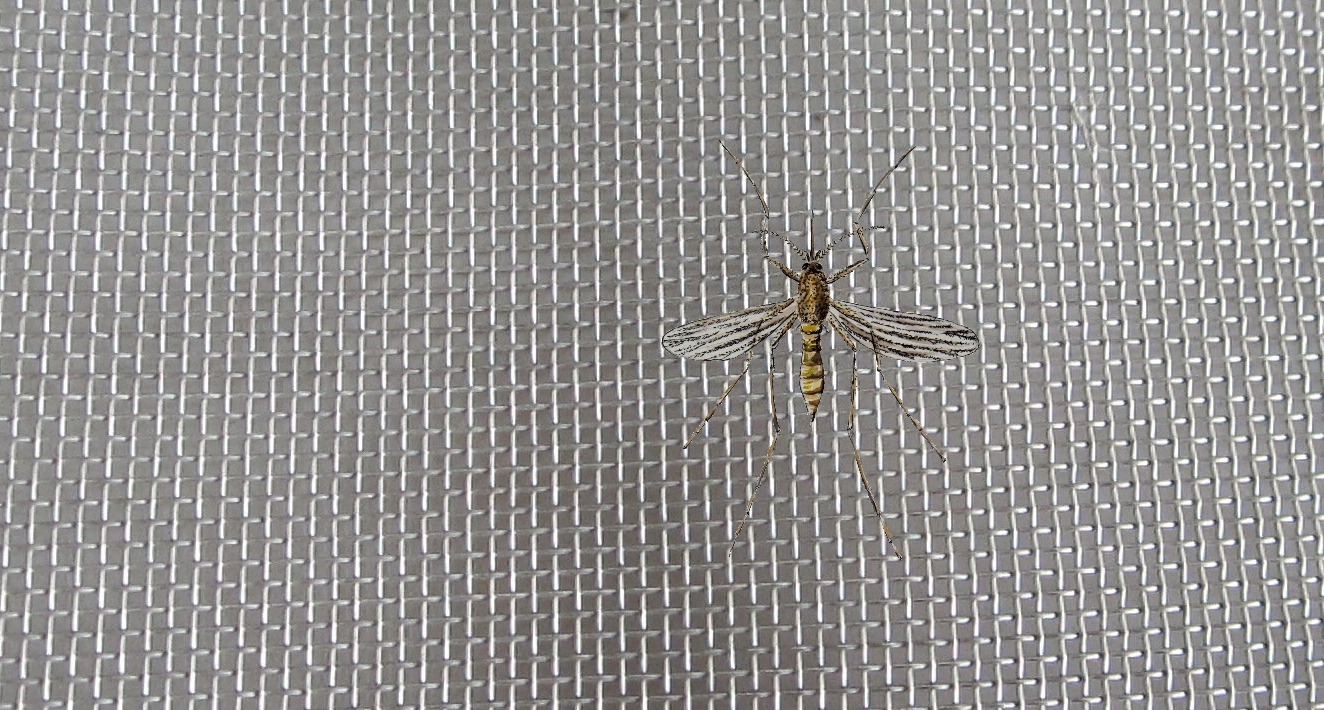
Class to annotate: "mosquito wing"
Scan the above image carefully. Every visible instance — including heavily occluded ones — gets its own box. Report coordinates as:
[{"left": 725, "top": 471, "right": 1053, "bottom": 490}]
[
  {"left": 830, "top": 300, "right": 979, "bottom": 361},
  {"left": 663, "top": 299, "right": 798, "bottom": 360}
]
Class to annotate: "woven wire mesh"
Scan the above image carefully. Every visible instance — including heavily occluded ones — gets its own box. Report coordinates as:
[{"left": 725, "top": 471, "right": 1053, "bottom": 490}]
[{"left": 1, "top": 1, "right": 1322, "bottom": 708}]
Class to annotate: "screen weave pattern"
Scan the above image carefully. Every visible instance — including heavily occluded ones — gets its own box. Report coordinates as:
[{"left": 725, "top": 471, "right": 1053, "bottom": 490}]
[{"left": 1, "top": 1, "right": 1321, "bottom": 708}]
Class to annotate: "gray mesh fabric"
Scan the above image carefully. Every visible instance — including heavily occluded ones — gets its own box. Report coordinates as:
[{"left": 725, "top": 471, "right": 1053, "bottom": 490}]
[{"left": 1, "top": 1, "right": 1321, "bottom": 708}]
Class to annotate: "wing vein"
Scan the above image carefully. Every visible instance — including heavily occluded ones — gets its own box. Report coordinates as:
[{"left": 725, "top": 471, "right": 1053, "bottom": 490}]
[
  {"left": 663, "top": 299, "right": 799, "bottom": 361},
  {"left": 830, "top": 300, "right": 979, "bottom": 362}
]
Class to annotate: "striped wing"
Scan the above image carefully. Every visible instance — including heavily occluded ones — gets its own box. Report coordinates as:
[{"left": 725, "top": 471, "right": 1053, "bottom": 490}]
[
  {"left": 831, "top": 300, "right": 979, "bottom": 361},
  {"left": 663, "top": 299, "right": 798, "bottom": 360}
]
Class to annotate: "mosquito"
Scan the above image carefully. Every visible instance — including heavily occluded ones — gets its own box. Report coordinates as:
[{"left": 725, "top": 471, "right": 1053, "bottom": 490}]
[{"left": 663, "top": 141, "right": 980, "bottom": 557}]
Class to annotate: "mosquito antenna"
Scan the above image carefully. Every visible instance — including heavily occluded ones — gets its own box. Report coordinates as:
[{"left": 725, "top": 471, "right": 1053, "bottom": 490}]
[
  {"left": 820, "top": 220, "right": 882, "bottom": 256},
  {"left": 719, "top": 140, "right": 810, "bottom": 262},
  {"left": 849, "top": 146, "right": 917, "bottom": 255},
  {"left": 778, "top": 232, "right": 811, "bottom": 263}
]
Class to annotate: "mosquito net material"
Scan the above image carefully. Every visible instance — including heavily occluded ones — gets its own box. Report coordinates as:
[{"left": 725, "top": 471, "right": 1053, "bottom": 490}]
[{"left": 1, "top": 2, "right": 1320, "bottom": 708}]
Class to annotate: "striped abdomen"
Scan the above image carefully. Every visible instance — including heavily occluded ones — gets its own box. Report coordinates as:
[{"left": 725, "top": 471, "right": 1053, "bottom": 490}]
[{"left": 800, "top": 323, "right": 824, "bottom": 418}]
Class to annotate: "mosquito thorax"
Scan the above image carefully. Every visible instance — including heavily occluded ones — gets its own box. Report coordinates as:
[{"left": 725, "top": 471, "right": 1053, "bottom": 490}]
[{"left": 797, "top": 262, "right": 831, "bottom": 324}]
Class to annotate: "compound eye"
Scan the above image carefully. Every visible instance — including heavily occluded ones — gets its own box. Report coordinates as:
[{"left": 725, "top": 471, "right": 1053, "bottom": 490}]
[{"left": 801, "top": 263, "right": 810, "bottom": 270}]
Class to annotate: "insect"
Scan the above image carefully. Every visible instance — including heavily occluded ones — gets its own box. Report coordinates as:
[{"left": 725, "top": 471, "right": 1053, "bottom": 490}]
[{"left": 663, "top": 141, "right": 980, "bottom": 557}]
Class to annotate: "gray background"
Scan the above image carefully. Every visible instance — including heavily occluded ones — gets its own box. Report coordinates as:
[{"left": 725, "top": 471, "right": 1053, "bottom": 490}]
[{"left": 1, "top": 0, "right": 1321, "bottom": 708}]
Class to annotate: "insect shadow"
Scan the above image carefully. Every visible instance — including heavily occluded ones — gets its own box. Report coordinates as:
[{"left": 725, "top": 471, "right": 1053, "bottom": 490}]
[{"left": 663, "top": 141, "right": 980, "bottom": 557}]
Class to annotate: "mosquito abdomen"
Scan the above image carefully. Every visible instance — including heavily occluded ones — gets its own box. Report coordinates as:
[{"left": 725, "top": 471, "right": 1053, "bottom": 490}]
[{"left": 800, "top": 323, "right": 825, "bottom": 418}]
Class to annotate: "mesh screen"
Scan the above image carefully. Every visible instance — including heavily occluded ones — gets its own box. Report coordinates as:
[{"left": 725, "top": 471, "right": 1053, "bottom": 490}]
[{"left": 1, "top": 1, "right": 1322, "bottom": 707}]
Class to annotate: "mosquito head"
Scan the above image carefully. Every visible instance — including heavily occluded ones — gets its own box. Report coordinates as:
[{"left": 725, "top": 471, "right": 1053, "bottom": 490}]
[{"left": 801, "top": 261, "right": 824, "bottom": 274}]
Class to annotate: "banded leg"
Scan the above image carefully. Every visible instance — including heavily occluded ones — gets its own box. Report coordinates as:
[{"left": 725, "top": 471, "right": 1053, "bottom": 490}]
[
  {"left": 728, "top": 320, "right": 796, "bottom": 555},
  {"left": 844, "top": 346, "right": 904, "bottom": 559}
]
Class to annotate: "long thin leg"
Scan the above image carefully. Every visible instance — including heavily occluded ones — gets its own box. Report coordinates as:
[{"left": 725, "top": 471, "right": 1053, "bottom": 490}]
[
  {"left": 818, "top": 146, "right": 916, "bottom": 259},
  {"left": 851, "top": 146, "right": 918, "bottom": 255},
  {"left": 728, "top": 358, "right": 781, "bottom": 556},
  {"left": 815, "top": 147, "right": 918, "bottom": 258},
  {"left": 718, "top": 140, "right": 811, "bottom": 263},
  {"left": 843, "top": 344, "right": 904, "bottom": 559},
  {"left": 719, "top": 140, "right": 772, "bottom": 220},
  {"left": 838, "top": 317, "right": 946, "bottom": 461},
  {"left": 872, "top": 347, "right": 947, "bottom": 462},
  {"left": 683, "top": 345, "right": 757, "bottom": 449},
  {"left": 728, "top": 320, "right": 796, "bottom": 554}
]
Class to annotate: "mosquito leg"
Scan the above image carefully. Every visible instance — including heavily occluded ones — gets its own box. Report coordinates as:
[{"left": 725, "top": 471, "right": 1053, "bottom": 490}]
[
  {"left": 844, "top": 347, "right": 903, "bottom": 559},
  {"left": 851, "top": 146, "right": 917, "bottom": 255},
  {"left": 683, "top": 346, "right": 756, "bottom": 448},
  {"left": 873, "top": 348, "right": 948, "bottom": 462},
  {"left": 728, "top": 320, "right": 795, "bottom": 554},
  {"left": 764, "top": 322, "right": 794, "bottom": 436},
  {"left": 719, "top": 140, "right": 772, "bottom": 219},
  {"left": 767, "top": 256, "right": 800, "bottom": 282},
  {"left": 728, "top": 368, "right": 781, "bottom": 556},
  {"left": 855, "top": 148, "right": 917, "bottom": 226},
  {"left": 826, "top": 258, "right": 868, "bottom": 284},
  {"left": 718, "top": 140, "right": 811, "bottom": 263},
  {"left": 851, "top": 222, "right": 891, "bottom": 254},
  {"left": 852, "top": 222, "right": 874, "bottom": 256}
]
